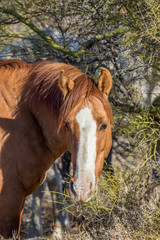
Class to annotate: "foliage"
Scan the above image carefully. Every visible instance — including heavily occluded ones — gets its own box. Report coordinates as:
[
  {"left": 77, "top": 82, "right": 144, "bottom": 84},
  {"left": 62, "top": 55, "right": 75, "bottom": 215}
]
[{"left": 62, "top": 162, "right": 160, "bottom": 239}]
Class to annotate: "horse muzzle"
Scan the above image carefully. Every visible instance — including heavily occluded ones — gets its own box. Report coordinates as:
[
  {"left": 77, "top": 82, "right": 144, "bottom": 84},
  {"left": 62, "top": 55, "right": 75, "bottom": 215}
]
[{"left": 70, "top": 179, "right": 95, "bottom": 202}]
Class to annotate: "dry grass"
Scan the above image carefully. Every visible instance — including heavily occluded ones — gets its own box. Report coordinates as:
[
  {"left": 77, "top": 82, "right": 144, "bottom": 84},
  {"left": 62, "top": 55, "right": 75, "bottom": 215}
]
[{"left": 62, "top": 160, "right": 160, "bottom": 240}]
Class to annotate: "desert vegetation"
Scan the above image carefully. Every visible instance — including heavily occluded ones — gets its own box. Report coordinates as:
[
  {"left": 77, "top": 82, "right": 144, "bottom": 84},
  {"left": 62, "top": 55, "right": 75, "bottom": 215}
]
[{"left": 0, "top": 0, "right": 159, "bottom": 239}]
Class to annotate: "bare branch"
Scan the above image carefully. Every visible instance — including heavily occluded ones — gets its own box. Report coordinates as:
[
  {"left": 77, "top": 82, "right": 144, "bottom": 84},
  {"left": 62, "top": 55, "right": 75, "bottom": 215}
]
[{"left": 0, "top": 7, "right": 78, "bottom": 58}]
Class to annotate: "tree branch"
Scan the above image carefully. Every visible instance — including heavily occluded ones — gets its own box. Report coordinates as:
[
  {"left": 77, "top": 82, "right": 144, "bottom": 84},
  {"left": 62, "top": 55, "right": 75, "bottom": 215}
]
[
  {"left": 0, "top": 7, "right": 128, "bottom": 59},
  {"left": 0, "top": 7, "right": 78, "bottom": 58}
]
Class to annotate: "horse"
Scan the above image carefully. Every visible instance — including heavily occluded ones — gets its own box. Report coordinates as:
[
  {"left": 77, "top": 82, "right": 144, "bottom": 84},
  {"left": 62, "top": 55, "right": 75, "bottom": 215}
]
[{"left": 0, "top": 59, "right": 113, "bottom": 239}]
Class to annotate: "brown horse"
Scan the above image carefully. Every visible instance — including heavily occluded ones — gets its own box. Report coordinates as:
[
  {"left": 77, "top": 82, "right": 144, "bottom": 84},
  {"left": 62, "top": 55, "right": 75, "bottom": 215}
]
[{"left": 0, "top": 60, "right": 113, "bottom": 239}]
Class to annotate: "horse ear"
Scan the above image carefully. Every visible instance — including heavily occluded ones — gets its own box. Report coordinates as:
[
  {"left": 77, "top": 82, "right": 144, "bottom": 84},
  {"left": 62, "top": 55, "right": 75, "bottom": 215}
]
[
  {"left": 98, "top": 68, "right": 112, "bottom": 97},
  {"left": 58, "top": 70, "right": 74, "bottom": 98}
]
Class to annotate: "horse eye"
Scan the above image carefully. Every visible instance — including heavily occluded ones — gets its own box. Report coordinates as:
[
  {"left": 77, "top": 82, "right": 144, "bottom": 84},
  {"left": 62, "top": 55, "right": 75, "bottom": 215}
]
[
  {"left": 65, "top": 121, "right": 70, "bottom": 130},
  {"left": 99, "top": 122, "right": 107, "bottom": 131}
]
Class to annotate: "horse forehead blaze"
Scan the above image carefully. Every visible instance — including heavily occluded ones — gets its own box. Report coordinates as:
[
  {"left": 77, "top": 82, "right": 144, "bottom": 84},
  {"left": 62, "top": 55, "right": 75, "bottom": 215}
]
[{"left": 67, "top": 97, "right": 111, "bottom": 158}]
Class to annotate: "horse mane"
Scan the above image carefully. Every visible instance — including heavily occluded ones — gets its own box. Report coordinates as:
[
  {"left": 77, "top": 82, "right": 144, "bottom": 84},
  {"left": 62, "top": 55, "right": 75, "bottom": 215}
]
[
  {"left": 22, "top": 61, "right": 113, "bottom": 129},
  {"left": 0, "top": 60, "right": 112, "bottom": 128},
  {"left": 0, "top": 59, "right": 31, "bottom": 70},
  {"left": 0, "top": 60, "right": 33, "bottom": 93}
]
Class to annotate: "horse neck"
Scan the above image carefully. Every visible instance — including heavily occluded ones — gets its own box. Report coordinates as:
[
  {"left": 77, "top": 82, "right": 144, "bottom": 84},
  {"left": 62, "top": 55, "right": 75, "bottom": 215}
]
[{"left": 31, "top": 104, "right": 68, "bottom": 160}]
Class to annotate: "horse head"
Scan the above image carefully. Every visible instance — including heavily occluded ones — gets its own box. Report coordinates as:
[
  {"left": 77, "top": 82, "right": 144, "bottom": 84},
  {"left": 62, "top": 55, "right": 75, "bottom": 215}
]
[{"left": 58, "top": 68, "right": 113, "bottom": 202}]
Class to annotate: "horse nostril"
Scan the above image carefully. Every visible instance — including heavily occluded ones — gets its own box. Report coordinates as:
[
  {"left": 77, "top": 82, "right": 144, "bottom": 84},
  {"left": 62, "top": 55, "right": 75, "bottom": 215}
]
[{"left": 90, "top": 182, "right": 93, "bottom": 190}]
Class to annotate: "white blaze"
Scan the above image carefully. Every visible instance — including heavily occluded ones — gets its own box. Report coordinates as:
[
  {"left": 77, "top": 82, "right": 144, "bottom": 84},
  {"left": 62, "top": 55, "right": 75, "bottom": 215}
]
[{"left": 75, "top": 107, "right": 97, "bottom": 187}]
